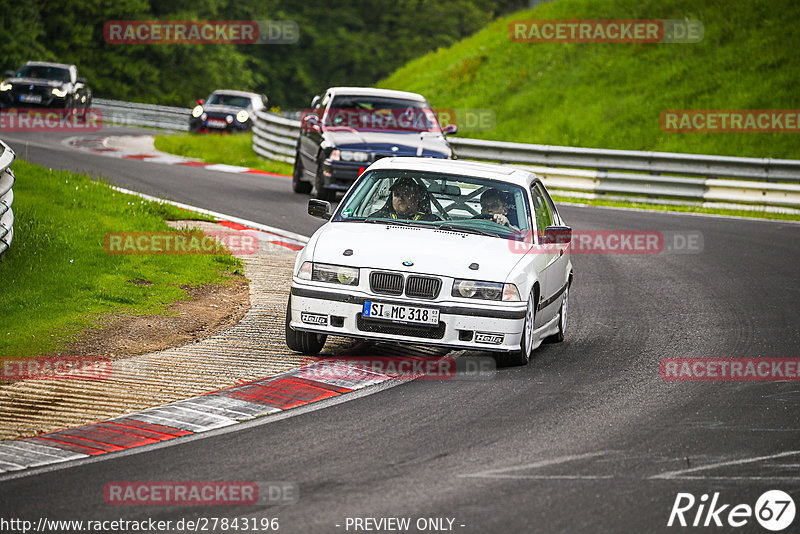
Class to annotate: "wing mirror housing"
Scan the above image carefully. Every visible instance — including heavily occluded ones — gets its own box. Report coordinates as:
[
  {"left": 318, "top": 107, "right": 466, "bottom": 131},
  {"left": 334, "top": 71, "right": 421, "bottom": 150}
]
[
  {"left": 308, "top": 199, "right": 332, "bottom": 220},
  {"left": 302, "top": 113, "right": 321, "bottom": 133},
  {"left": 442, "top": 123, "right": 458, "bottom": 136},
  {"left": 542, "top": 226, "right": 572, "bottom": 244}
]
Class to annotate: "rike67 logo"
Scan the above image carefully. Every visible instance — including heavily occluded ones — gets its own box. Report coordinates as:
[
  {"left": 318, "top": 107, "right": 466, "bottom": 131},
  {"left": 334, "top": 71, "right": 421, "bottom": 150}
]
[{"left": 668, "top": 490, "right": 796, "bottom": 531}]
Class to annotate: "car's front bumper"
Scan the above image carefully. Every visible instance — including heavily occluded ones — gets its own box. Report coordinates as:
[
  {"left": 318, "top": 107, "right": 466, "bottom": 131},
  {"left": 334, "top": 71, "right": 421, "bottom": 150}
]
[
  {"left": 289, "top": 283, "right": 527, "bottom": 353},
  {"left": 189, "top": 115, "right": 250, "bottom": 132}
]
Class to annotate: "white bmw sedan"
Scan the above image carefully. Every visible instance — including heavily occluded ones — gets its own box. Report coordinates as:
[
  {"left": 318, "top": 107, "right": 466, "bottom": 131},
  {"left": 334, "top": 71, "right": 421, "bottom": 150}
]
[{"left": 285, "top": 157, "right": 573, "bottom": 365}]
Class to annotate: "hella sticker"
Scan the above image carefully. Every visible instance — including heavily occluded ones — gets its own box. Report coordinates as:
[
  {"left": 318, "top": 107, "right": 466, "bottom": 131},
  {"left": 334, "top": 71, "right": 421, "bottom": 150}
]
[
  {"left": 301, "top": 312, "right": 328, "bottom": 326},
  {"left": 475, "top": 332, "right": 504, "bottom": 345}
]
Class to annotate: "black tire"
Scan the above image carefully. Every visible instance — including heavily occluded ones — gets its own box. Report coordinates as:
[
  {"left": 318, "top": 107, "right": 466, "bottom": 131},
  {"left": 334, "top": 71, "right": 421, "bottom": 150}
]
[
  {"left": 313, "top": 163, "right": 336, "bottom": 202},
  {"left": 292, "top": 157, "right": 312, "bottom": 194},
  {"left": 497, "top": 288, "right": 536, "bottom": 367},
  {"left": 545, "top": 280, "right": 569, "bottom": 343},
  {"left": 285, "top": 295, "right": 327, "bottom": 354}
]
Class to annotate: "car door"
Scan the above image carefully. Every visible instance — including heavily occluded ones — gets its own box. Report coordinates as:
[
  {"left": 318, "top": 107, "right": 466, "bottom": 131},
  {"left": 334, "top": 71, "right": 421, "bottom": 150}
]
[
  {"left": 529, "top": 181, "right": 560, "bottom": 325},
  {"left": 539, "top": 182, "right": 570, "bottom": 299}
]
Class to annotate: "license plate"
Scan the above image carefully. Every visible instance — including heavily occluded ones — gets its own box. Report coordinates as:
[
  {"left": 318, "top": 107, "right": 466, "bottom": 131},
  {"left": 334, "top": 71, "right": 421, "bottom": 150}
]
[
  {"left": 363, "top": 301, "right": 439, "bottom": 325},
  {"left": 207, "top": 119, "right": 227, "bottom": 128},
  {"left": 19, "top": 94, "right": 42, "bottom": 103}
]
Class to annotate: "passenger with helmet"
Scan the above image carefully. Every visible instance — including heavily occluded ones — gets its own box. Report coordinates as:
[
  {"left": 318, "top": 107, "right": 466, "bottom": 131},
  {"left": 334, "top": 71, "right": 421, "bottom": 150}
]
[{"left": 475, "top": 188, "right": 519, "bottom": 230}]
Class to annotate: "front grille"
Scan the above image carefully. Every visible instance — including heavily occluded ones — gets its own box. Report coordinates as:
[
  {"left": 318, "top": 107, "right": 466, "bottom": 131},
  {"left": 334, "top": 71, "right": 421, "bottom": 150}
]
[
  {"left": 370, "top": 271, "right": 404, "bottom": 296},
  {"left": 405, "top": 275, "right": 441, "bottom": 299},
  {"left": 356, "top": 314, "right": 445, "bottom": 339}
]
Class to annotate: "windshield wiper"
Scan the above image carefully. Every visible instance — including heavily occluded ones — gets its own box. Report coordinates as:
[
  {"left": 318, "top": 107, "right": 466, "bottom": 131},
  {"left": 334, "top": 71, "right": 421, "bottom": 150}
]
[
  {"left": 437, "top": 224, "right": 500, "bottom": 237},
  {"left": 363, "top": 218, "right": 415, "bottom": 227}
]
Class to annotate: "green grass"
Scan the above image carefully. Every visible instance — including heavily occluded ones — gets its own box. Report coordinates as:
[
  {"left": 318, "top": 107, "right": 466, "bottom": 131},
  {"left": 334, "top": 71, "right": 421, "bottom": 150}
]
[
  {"left": 379, "top": 0, "right": 800, "bottom": 160},
  {"left": 551, "top": 194, "right": 800, "bottom": 221},
  {"left": 154, "top": 132, "right": 294, "bottom": 176},
  {"left": 0, "top": 160, "right": 243, "bottom": 357}
]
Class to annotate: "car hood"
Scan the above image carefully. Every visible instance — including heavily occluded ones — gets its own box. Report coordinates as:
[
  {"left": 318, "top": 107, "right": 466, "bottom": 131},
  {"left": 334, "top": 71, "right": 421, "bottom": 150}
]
[
  {"left": 310, "top": 222, "right": 525, "bottom": 282},
  {"left": 5, "top": 77, "right": 66, "bottom": 88},
  {"left": 323, "top": 128, "right": 451, "bottom": 158}
]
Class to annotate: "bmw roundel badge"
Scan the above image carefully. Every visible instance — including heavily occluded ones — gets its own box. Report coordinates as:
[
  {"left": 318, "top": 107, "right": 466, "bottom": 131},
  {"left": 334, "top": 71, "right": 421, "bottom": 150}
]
[{"left": 402, "top": 261, "right": 414, "bottom": 266}]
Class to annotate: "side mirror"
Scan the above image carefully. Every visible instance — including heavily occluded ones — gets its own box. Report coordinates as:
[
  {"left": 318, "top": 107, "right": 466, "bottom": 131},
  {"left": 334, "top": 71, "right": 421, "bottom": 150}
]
[
  {"left": 543, "top": 226, "right": 572, "bottom": 244},
  {"left": 310, "top": 95, "right": 321, "bottom": 108},
  {"left": 308, "top": 199, "right": 332, "bottom": 220},
  {"left": 302, "top": 113, "right": 321, "bottom": 133},
  {"left": 77, "top": 77, "right": 87, "bottom": 84},
  {"left": 442, "top": 124, "right": 458, "bottom": 136},
  {"left": 4, "top": 70, "right": 15, "bottom": 78},
  {"left": 197, "top": 99, "right": 205, "bottom": 105}
]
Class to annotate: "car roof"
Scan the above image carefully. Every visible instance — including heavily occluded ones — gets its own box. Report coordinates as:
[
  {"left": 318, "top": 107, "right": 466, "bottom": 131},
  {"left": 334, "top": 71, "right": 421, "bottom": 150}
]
[
  {"left": 367, "top": 157, "right": 536, "bottom": 186},
  {"left": 24, "top": 61, "right": 74, "bottom": 70},
  {"left": 210, "top": 90, "right": 260, "bottom": 99},
  {"left": 326, "top": 87, "right": 427, "bottom": 102}
]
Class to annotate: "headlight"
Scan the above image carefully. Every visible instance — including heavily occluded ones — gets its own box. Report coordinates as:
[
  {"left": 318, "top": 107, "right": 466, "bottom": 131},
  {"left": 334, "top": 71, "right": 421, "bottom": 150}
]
[
  {"left": 329, "top": 149, "right": 340, "bottom": 161},
  {"left": 452, "top": 280, "right": 520, "bottom": 301},
  {"left": 226, "top": 115, "right": 234, "bottom": 124},
  {"left": 340, "top": 150, "right": 369, "bottom": 162},
  {"left": 52, "top": 87, "right": 68, "bottom": 97},
  {"left": 0, "top": 82, "right": 12, "bottom": 92},
  {"left": 310, "top": 262, "right": 359, "bottom": 286},
  {"left": 236, "top": 110, "right": 249, "bottom": 123},
  {"left": 191, "top": 105, "right": 203, "bottom": 118}
]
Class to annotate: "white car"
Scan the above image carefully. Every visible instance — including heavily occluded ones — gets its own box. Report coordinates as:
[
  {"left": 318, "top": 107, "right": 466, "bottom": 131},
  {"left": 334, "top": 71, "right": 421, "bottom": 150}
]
[{"left": 285, "top": 157, "right": 573, "bottom": 365}]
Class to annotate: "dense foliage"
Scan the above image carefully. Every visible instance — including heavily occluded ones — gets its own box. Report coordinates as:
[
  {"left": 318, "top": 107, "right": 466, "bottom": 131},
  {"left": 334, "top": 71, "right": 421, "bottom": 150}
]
[{"left": 0, "top": 0, "right": 525, "bottom": 108}]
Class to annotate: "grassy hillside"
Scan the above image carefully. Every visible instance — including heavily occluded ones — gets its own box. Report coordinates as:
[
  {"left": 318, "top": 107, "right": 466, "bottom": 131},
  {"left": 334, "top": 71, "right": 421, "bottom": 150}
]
[{"left": 379, "top": 0, "right": 800, "bottom": 159}]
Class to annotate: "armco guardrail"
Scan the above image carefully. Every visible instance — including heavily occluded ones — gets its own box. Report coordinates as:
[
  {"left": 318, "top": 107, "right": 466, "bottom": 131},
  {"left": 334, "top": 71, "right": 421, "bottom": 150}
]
[
  {"left": 0, "top": 140, "right": 16, "bottom": 257},
  {"left": 252, "top": 109, "right": 299, "bottom": 163},
  {"left": 92, "top": 98, "right": 190, "bottom": 131},
  {"left": 251, "top": 110, "right": 800, "bottom": 211}
]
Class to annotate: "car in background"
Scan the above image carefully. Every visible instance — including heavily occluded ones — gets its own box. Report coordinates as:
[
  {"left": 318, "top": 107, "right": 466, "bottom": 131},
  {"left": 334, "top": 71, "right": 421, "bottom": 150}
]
[
  {"left": 190, "top": 90, "right": 267, "bottom": 133},
  {"left": 285, "top": 157, "right": 573, "bottom": 366},
  {"left": 0, "top": 61, "right": 92, "bottom": 114},
  {"left": 292, "top": 87, "right": 457, "bottom": 201}
]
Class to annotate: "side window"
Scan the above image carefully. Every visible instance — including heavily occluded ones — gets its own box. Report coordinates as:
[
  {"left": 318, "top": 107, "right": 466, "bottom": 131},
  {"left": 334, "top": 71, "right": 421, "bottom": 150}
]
[
  {"left": 538, "top": 182, "right": 560, "bottom": 226},
  {"left": 530, "top": 182, "right": 554, "bottom": 238}
]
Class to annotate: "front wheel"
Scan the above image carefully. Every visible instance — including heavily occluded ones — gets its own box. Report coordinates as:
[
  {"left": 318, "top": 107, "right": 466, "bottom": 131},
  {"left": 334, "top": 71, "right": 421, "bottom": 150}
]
[
  {"left": 313, "top": 164, "right": 336, "bottom": 202},
  {"left": 498, "top": 289, "right": 536, "bottom": 367},
  {"left": 292, "top": 157, "right": 312, "bottom": 194},
  {"left": 285, "top": 295, "right": 327, "bottom": 354}
]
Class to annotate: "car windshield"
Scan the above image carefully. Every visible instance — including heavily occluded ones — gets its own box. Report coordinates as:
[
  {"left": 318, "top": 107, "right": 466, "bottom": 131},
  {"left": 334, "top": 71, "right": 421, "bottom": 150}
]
[
  {"left": 16, "top": 65, "right": 71, "bottom": 83},
  {"left": 334, "top": 169, "right": 532, "bottom": 239},
  {"left": 206, "top": 94, "right": 252, "bottom": 108},
  {"left": 324, "top": 96, "right": 441, "bottom": 133}
]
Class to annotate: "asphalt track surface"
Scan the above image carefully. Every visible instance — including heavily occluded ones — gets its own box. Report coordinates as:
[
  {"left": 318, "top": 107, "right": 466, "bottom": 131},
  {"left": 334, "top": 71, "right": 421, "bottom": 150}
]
[{"left": 2, "top": 128, "right": 799, "bottom": 533}]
